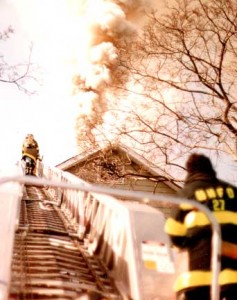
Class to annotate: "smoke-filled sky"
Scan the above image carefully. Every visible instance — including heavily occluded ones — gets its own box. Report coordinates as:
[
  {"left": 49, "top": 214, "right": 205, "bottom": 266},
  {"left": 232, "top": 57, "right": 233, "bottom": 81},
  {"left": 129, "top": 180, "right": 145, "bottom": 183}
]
[{"left": 0, "top": 0, "right": 162, "bottom": 170}]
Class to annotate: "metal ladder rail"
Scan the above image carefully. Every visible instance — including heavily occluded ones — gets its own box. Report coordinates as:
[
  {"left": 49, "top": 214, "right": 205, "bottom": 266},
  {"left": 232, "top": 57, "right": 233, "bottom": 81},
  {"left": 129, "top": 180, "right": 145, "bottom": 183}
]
[{"left": 0, "top": 175, "right": 221, "bottom": 300}]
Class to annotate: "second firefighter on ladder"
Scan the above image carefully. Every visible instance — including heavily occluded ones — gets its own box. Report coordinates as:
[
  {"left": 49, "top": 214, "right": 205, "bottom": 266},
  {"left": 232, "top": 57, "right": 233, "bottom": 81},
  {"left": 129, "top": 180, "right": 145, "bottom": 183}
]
[{"left": 22, "top": 134, "right": 41, "bottom": 175}]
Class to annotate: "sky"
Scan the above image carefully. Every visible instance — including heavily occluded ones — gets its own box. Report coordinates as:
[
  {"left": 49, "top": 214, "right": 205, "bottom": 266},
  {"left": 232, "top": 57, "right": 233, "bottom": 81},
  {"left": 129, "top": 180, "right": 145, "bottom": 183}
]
[
  {"left": 0, "top": 0, "right": 81, "bottom": 170},
  {"left": 0, "top": 0, "right": 160, "bottom": 171}
]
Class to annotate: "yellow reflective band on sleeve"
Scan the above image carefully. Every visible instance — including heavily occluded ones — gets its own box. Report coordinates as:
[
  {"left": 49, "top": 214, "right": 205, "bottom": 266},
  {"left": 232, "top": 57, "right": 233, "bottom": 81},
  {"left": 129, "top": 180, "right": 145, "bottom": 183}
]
[
  {"left": 184, "top": 211, "right": 237, "bottom": 229},
  {"left": 219, "top": 269, "right": 237, "bottom": 285},
  {"left": 180, "top": 203, "right": 194, "bottom": 210},
  {"left": 215, "top": 211, "right": 237, "bottom": 225},
  {"left": 165, "top": 218, "right": 187, "bottom": 236},
  {"left": 185, "top": 211, "right": 209, "bottom": 228},
  {"left": 174, "top": 271, "right": 211, "bottom": 292},
  {"left": 174, "top": 269, "right": 237, "bottom": 292}
]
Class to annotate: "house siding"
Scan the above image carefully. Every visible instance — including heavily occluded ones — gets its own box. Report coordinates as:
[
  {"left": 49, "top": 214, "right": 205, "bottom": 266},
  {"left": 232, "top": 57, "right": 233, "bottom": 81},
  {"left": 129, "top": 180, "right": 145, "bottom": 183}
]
[
  {"left": 108, "top": 179, "right": 176, "bottom": 194},
  {"left": 62, "top": 147, "right": 179, "bottom": 218}
]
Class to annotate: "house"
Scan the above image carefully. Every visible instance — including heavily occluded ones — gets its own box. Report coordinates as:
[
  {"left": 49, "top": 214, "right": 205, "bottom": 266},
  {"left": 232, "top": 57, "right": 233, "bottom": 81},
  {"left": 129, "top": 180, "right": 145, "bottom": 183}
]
[{"left": 56, "top": 143, "right": 180, "bottom": 217}]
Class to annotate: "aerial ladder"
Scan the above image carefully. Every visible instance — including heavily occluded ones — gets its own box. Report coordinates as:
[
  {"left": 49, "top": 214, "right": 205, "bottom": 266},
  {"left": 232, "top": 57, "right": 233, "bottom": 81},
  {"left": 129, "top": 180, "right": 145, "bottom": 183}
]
[{"left": 0, "top": 162, "right": 221, "bottom": 300}]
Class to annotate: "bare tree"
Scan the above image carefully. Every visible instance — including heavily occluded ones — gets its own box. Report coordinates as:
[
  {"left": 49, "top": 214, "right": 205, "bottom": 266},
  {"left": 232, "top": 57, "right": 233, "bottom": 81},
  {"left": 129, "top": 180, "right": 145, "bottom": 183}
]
[
  {"left": 104, "top": 0, "right": 237, "bottom": 181},
  {"left": 0, "top": 26, "right": 38, "bottom": 94}
]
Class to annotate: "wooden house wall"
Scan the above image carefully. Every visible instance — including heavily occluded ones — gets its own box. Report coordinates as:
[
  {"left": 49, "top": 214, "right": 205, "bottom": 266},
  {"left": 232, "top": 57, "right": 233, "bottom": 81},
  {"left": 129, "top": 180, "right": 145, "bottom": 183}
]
[
  {"left": 107, "top": 177, "right": 176, "bottom": 194},
  {"left": 66, "top": 159, "right": 176, "bottom": 195},
  {"left": 65, "top": 149, "right": 178, "bottom": 217}
]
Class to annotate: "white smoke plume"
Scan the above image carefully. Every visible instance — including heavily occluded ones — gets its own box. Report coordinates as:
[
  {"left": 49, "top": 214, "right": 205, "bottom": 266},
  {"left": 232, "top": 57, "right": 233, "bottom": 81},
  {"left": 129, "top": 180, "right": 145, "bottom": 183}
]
[{"left": 71, "top": 0, "right": 153, "bottom": 148}]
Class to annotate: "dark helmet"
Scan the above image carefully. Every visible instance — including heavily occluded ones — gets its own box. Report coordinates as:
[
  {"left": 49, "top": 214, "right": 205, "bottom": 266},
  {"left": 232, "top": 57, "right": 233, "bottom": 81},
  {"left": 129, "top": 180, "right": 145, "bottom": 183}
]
[{"left": 186, "top": 153, "right": 216, "bottom": 176}]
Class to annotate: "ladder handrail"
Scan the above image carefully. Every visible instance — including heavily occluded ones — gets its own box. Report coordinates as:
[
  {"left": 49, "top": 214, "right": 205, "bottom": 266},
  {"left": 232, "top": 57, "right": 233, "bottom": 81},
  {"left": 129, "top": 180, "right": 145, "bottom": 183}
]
[{"left": 0, "top": 175, "right": 221, "bottom": 300}]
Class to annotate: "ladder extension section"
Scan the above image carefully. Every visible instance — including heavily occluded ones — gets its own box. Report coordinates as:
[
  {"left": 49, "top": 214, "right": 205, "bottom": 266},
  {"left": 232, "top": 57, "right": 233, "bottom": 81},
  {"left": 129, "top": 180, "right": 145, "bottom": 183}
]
[{"left": 9, "top": 185, "right": 120, "bottom": 300}]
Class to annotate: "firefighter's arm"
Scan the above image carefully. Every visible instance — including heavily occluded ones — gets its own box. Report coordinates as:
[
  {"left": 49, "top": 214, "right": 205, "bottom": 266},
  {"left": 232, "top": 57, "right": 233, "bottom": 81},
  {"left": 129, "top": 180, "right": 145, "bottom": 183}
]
[{"left": 165, "top": 207, "right": 189, "bottom": 249}]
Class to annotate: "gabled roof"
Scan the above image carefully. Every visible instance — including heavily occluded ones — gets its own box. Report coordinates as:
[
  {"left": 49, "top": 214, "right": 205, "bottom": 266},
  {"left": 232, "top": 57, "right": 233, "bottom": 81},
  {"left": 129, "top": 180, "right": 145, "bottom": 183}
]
[
  {"left": 55, "top": 145, "right": 102, "bottom": 170},
  {"left": 56, "top": 143, "right": 180, "bottom": 191}
]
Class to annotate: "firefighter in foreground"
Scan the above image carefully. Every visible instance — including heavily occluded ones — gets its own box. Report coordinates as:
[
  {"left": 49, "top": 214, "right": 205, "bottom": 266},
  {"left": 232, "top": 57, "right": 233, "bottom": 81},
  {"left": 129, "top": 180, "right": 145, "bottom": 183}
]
[
  {"left": 165, "top": 153, "right": 237, "bottom": 300},
  {"left": 22, "top": 134, "right": 41, "bottom": 175}
]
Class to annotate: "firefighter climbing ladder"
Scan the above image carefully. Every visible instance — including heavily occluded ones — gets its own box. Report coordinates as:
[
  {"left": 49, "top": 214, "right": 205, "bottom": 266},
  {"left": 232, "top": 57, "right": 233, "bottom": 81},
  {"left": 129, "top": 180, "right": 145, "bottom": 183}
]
[{"left": 0, "top": 163, "right": 221, "bottom": 300}]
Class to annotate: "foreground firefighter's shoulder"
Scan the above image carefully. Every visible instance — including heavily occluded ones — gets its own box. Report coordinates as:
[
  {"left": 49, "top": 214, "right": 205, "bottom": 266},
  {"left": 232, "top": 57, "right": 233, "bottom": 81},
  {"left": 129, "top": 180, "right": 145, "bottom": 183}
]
[{"left": 165, "top": 152, "right": 237, "bottom": 299}]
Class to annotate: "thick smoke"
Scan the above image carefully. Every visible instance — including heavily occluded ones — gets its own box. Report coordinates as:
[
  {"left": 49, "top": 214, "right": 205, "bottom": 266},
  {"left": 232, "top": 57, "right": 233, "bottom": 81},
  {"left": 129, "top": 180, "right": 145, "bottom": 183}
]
[{"left": 72, "top": 0, "right": 152, "bottom": 148}]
